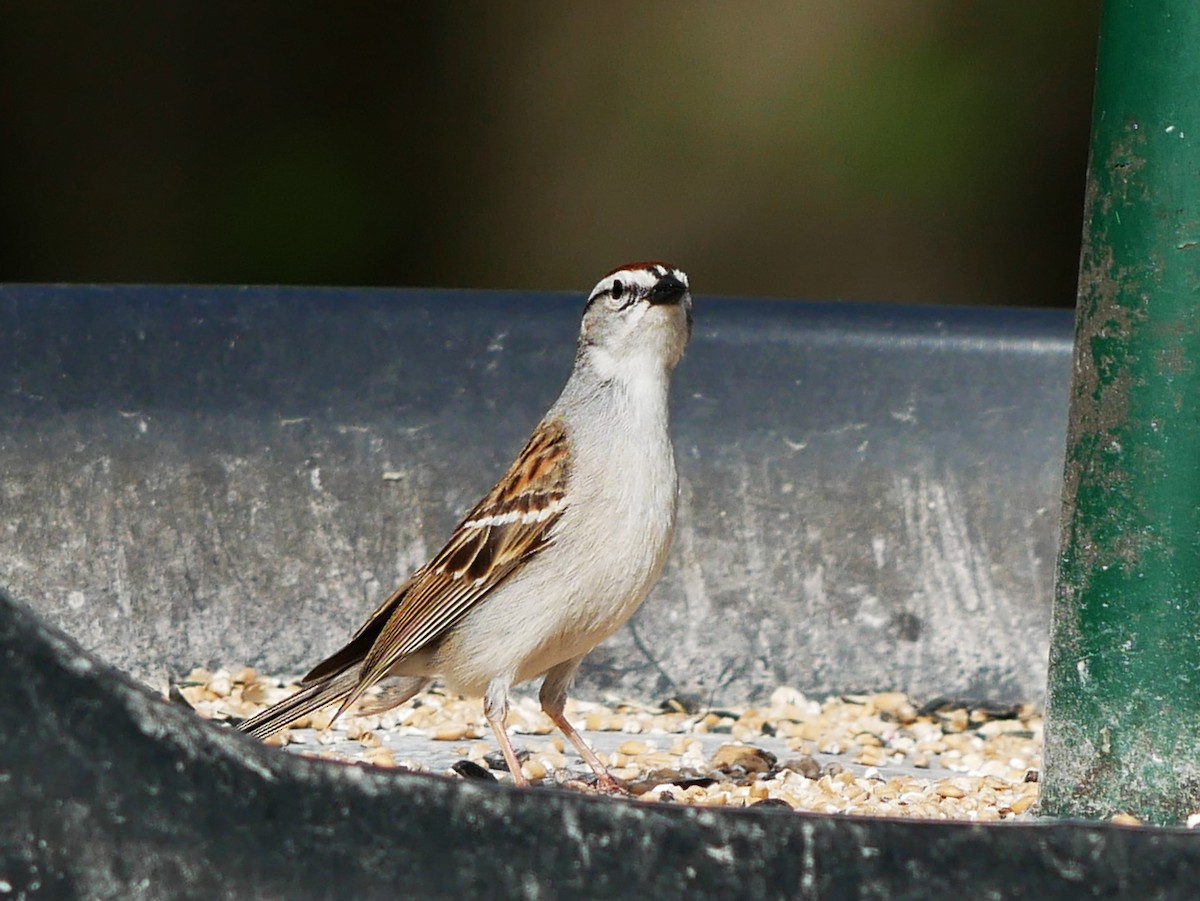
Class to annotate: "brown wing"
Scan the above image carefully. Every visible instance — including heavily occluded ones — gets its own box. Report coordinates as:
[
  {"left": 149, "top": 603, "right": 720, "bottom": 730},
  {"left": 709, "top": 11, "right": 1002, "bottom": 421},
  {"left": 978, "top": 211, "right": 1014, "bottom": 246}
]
[{"left": 333, "top": 416, "right": 572, "bottom": 715}]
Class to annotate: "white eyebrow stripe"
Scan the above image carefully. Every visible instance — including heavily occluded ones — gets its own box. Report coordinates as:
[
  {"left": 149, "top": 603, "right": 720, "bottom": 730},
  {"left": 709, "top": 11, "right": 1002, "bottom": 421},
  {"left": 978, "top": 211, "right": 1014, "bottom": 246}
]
[
  {"left": 587, "top": 265, "right": 689, "bottom": 304},
  {"left": 619, "top": 271, "right": 664, "bottom": 293}
]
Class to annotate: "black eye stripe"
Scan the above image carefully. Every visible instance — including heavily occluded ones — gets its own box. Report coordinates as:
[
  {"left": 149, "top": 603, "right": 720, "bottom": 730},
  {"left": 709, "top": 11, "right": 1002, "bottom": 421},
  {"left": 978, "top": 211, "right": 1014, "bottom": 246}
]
[{"left": 586, "top": 266, "right": 687, "bottom": 310}]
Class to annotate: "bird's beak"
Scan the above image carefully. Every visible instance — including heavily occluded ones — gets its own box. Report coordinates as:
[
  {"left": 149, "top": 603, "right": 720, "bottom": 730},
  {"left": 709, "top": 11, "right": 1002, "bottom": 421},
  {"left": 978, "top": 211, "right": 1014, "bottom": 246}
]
[{"left": 647, "top": 274, "right": 688, "bottom": 306}]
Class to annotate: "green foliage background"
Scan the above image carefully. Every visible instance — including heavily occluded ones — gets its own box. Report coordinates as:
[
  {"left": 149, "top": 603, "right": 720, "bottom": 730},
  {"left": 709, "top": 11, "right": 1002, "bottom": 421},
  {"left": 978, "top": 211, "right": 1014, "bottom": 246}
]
[{"left": 0, "top": 3, "right": 1100, "bottom": 306}]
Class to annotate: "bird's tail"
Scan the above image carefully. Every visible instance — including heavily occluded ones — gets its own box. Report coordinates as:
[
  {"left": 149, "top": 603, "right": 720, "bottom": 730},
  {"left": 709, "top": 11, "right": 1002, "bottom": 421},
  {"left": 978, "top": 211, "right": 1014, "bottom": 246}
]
[
  {"left": 237, "top": 671, "right": 359, "bottom": 740},
  {"left": 237, "top": 672, "right": 431, "bottom": 740}
]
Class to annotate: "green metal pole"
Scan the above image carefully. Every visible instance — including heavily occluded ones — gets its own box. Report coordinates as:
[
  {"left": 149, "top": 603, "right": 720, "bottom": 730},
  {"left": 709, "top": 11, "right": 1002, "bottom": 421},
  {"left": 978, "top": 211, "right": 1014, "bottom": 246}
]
[{"left": 1042, "top": 0, "right": 1200, "bottom": 824}]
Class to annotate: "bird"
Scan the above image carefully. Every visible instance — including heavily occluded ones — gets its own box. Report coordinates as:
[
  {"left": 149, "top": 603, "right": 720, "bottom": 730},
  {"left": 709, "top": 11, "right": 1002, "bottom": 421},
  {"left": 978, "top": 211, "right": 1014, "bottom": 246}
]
[{"left": 238, "top": 262, "right": 692, "bottom": 790}]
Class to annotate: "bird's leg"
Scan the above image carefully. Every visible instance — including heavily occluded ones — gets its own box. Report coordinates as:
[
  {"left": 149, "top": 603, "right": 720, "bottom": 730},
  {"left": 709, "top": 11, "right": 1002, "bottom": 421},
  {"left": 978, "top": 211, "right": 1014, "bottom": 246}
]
[
  {"left": 483, "top": 682, "right": 528, "bottom": 787},
  {"left": 540, "top": 659, "right": 626, "bottom": 794}
]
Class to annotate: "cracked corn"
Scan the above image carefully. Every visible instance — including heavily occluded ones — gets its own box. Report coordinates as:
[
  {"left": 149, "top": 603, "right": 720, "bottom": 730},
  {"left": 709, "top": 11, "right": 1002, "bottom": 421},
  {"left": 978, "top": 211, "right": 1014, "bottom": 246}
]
[{"left": 178, "top": 667, "right": 1041, "bottom": 821}]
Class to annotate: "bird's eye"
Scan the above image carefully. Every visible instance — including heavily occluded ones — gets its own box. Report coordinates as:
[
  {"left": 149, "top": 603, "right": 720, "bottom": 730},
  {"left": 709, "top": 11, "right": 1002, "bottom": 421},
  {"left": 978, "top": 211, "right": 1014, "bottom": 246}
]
[{"left": 610, "top": 279, "right": 625, "bottom": 301}]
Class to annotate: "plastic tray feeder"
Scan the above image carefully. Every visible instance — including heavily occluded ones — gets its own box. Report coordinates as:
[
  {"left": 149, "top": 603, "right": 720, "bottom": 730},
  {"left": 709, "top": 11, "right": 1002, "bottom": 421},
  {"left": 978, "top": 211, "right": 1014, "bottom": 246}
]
[{"left": 5, "top": 285, "right": 1200, "bottom": 899}]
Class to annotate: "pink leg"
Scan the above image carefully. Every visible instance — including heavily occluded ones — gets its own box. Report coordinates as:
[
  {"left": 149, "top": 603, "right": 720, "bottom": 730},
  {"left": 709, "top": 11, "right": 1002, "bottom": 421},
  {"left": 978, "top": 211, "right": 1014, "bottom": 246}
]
[
  {"left": 484, "top": 684, "right": 528, "bottom": 787},
  {"left": 540, "top": 659, "right": 626, "bottom": 793}
]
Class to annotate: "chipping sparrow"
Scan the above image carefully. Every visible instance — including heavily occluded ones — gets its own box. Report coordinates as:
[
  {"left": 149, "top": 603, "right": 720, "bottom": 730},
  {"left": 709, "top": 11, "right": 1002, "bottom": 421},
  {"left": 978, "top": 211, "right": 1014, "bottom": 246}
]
[{"left": 239, "top": 262, "right": 692, "bottom": 790}]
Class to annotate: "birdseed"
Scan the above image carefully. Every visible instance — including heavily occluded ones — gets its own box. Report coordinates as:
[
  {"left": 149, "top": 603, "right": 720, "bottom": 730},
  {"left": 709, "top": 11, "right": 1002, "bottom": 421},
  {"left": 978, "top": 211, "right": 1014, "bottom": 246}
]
[{"left": 177, "top": 666, "right": 1044, "bottom": 821}]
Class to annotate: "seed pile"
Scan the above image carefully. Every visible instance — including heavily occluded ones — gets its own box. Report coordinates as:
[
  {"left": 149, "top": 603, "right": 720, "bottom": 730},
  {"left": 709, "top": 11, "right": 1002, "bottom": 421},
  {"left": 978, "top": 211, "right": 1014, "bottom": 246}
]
[{"left": 176, "top": 667, "right": 1042, "bottom": 821}]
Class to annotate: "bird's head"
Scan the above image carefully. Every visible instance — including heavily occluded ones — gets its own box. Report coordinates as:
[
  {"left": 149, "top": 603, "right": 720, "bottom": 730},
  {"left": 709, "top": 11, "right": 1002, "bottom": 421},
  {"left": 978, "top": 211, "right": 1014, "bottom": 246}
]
[{"left": 577, "top": 262, "right": 692, "bottom": 381}]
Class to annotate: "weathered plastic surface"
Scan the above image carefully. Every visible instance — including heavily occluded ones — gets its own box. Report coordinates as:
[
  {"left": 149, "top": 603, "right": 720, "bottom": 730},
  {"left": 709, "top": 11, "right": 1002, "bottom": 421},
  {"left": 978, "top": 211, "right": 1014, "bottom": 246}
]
[
  {"left": 8, "top": 286, "right": 1200, "bottom": 899},
  {"left": 1, "top": 285, "right": 1072, "bottom": 704},
  {"left": 4, "top": 588, "right": 1200, "bottom": 901}
]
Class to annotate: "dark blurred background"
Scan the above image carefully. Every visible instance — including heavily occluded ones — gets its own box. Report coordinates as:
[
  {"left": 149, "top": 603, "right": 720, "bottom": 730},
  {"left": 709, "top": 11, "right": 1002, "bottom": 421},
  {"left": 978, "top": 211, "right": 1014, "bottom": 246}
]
[{"left": 0, "top": 3, "right": 1100, "bottom": 306}]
